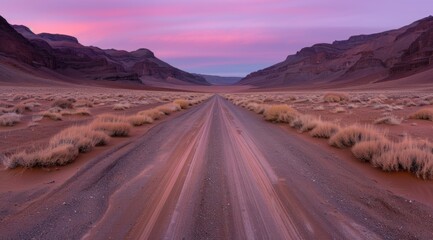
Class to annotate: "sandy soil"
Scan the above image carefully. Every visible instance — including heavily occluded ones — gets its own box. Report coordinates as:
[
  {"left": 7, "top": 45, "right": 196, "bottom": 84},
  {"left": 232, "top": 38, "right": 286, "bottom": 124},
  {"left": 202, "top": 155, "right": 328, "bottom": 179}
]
[{"left": 1, "top": 95, "right": 433, "bottom": 239}]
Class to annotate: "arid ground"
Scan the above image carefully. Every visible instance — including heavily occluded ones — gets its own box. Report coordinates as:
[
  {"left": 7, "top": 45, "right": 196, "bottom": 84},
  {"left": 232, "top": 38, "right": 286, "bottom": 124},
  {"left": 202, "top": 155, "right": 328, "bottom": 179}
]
[{"left": 1, "top": 85, "right": 433, "bottom": 239}]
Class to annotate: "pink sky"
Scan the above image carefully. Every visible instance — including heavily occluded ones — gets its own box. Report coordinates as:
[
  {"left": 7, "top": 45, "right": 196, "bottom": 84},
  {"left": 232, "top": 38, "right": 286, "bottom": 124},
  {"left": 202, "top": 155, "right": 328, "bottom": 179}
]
[{"left": 3, "top": 0, "right": 433, "bottom": 76}]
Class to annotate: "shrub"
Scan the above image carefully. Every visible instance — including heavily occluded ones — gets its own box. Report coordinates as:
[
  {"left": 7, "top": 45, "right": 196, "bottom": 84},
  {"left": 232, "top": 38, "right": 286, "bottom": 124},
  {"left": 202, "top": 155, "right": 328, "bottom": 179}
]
[
  {"left": 247, "top": 103, "right": 268, "bottom": 114},
  {"left": 174, "top": 99, "right": 190, "bottom": 109},
  {"left": 138, "top": 109, "right": 164, "bottom": 120},
  {"left": 113, "top": 103, "right": 131, "bottom": 111},
  {"left": 49, "top": 126, "right": 109, "bottom": 153},
  {"left": 52, "top": 99, "right": 74, "bottom": 109},
  {"left": 4, "top": 144, "right": 79, "bottom": 168},
  {"left": 91, "top": 114, "right": 131, "bottom": 137},
  {"left": 329, "top": 125, "right": 384, "bottom": 148},
  {"left": 0, "top": 113, "right": 22, "bottom": 126},
  {"left": 128, "top": 115, "right": 153, "bottom": 126},
  {"left": 157, "top": 103, "right": 181, "bottom": 115},
  {"left": 332, "top": 107, "right": 346, "bottom": 113},
  {"left": 263, "top": 104, "right": 298, "bottom": 123},
  {"left": 310, "top": 122, "right": 340, "bottom": 138},
  {"left": 371, "top": 140, "right": 433, "bottom": 179},
  {"left": 352, "top": 140, "right": 391, "bottom": 162},
  {"left": 323, "top": 93, "right": 349, "bottom": 103},
  {"left": 290, "top": 115, "right": 318, "bottom": 132},
  {"left": 374, "top": 115, "right": 401, "bottom": 125},
  {"left": 409, "top": 108, "right": 433, "bottom": 121},
  {"left": 42, "top": 111, "right": 63, "bottom": 121}
]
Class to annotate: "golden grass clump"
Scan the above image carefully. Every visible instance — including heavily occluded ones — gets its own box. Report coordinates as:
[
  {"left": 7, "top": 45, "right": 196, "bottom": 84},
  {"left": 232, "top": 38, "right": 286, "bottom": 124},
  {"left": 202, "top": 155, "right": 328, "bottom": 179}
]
[
  {"left": 157, "top": 103, "right": 181, "bottom": 115},
  {"left": 127, "top": 114, "right": 154, "bottom": 126},
  {"left": 373, "top": 115, "right": 401, "bottom": 125},
  {"left": 351, "top": 140, "right": 391, "bottom": 162},
  {"left": 409, "top": 108, "right": 433, "bottom": 121},
  {"left": 309, "top": 122, "right": 340, "bottom": 138},
  {"left": 247, "top": 103, "right": 268, "bottom": 114},
  {"left": 0, "top": 113, "right": 22, "bottom": 126},
  {"left": 4, "top": 144, "right": 79, "bottom": 168},
  {"left": 371, "top": 138, "right": 433, "bottom": 179},
  {"left": 263, "top": 104, "right": 298, "bottom": 123},
  {"left": 52, "top": 99, "right": 74, "bottom": 109},
  {"left": 91, "top": 114, "right": 131, "bottom": 137},
  {"left": 329, "top": 125, "right": 384, "bottom": 148},
  {"left": 323, "top": 93, "right": 349, "bottom": 103},
  {"left": 174, "top": 99, "right": 190, "bottom": 109},
  {"left": 49, "top": 126, "right": 110, "bottom": 153},
  {"left": 42, "top": 111, "right": 63, "bottom": 121},
  {"left": 290, "top": 115, "right": 318, "bottom": 132},
  {"left": 138, "top": 109, "right": 164, "bottom": 120},
  {"left": 113, "top": 103, "right": 131, "bottom": 111}
]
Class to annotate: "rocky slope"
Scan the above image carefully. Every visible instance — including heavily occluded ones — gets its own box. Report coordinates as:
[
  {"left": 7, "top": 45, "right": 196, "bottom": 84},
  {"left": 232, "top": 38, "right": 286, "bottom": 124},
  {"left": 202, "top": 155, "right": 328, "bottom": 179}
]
[
  {"left": 0, "top": 15, "right": 208, "bottom": 86},
  {"left": 240, "top": 16, "right": 433, "bottom": 88}
]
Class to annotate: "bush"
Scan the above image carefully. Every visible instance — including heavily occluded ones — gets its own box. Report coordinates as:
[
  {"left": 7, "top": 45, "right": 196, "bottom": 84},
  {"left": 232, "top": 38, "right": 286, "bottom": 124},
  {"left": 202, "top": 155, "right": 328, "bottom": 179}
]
[
  {"left": 263, "top": 104, "right": 298, "bottom": 123},
  {"left": 52, "top": 99, "right": 74, "bottom": 109},
  {"left": 174, "top": 99, "right": 190, "bottom": 109},
  {"left": 329, "top": 125, "right": 383, "bottom": 148},
  {"left": 91, "top": 114, "right": 131, "bottom": 137},
  {"left": 138, "top": 109, "right": 164, "bottom": 120},
  {"left": 310, "top": 122, "right": 340, "bottom": 138},
  {"left": 374, "top": 115, "right": 401, "bottom": 125},
  {"left": 42, "top": 111, "right": 63, "bottom": 121},
  {"left": 128, "top": 115, "right": 153, "bottom": 126},
  {"left": 113, "top": 103, "right": 131, "bottom": 111},
  {"left": 157, "top": 103, "right": 181, "bottom": 115},
  {"left": 4, "top": 144, "right": 79, "bottom": 168},
  {"left": 410, "top": 108, "right": 433, "bottom": 121},
  {"left": 352, "top": 140, "right": 391, "bottom": 162},
  {"left": 49, "top": 126, "right": 109, "bottom": 153},
  {"left": 324, "top": 93, "right": 349, "bottom": 102},
  {"left": 0, "top": 113, "right": 22, "bottom": 126}
]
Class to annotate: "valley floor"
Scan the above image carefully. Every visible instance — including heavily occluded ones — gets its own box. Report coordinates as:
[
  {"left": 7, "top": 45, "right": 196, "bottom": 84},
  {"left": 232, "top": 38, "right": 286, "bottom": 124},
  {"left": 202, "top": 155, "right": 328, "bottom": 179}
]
[{"left": 1, "top": 95, "right": 433, "bottom": 239}]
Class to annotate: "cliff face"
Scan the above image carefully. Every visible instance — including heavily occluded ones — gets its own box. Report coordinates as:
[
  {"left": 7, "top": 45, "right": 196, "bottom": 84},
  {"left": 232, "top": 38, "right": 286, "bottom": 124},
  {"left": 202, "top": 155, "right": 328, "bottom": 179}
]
[
  {"left": 240, "top": 16, "right": 433, "bottom": 88},
  {"left": 0, "top": 16, "right": 208, "bottom": 85}
]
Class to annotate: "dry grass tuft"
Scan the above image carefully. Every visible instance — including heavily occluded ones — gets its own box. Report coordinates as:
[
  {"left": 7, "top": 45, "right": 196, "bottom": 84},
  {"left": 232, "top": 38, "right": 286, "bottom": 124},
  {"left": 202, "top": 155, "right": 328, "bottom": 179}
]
[
  {"left": 128, "top": 114, "right": 154, "bottom": 126},
  {"left": 310, "top": 121, "right": 340, "bottom": 138},
  {"left": 42, "top": 111, "right": 63, "bottom": 121},
  {"left": 52, "top": 99, "right": 74, "bottom": 109},
  {"left": 324, "top": 93, "right": 349, "bottom": 103},
  {"left": 157, "top": 103, "right": 181, "bottom": 115},
  {"left": 374, "top": 115, "right": 402, "bottom": 125},
  {"left": 263, "top": 104, "right": 298, "bottom": 123},
  {"left": 371, "top": 138, "right": 433, "bottom": 179},
  {"left": 174, "top": 99, "right": 190, "bottom": 109},
  {"left": 329, "top": 125, "right": 384, "bottom": 148},
  {"left": 409, "top": 108, "right": 433, "bottom": 121},
  {"left": 91, "top": 114, "right": 131, "bottom": 137},
  {"left": 352, "top": 140, "right": 391, "bottom": 162},
  {"left": 0, "top": 113, "right": 22, "bottom": 126},
  {"left": 113, "top": 103, "right": 131, "bottom": 111},
  {"left": 4, "top": 144, "right": 79, "bottom": 168},
  {"left": 49, "top": 126, "right": 110, "bottom": 153},
  {"left": 138, "top": 109, "right": 164, "bottom": 120}
]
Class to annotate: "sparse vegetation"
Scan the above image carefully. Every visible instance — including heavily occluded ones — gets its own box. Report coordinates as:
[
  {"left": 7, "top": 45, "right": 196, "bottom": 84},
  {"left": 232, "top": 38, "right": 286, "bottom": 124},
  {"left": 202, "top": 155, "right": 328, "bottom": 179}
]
[
  {"left": 263, "top": 104, "right": 298, "bottom": 123},
  {"left": 374, "top": 115, "right": 402, "bottom": 125},
  {"left": 0, "top": 113, "right": 22, "bottom": 126},
  {"left": 329, "top": 125, "right": 384, "bottom": 148},
  {"left": 410, "top": 108, "right": 433, "bottom": 121},
  {"left": 323, "top": 93, "right": 349, "bottom": 103}
]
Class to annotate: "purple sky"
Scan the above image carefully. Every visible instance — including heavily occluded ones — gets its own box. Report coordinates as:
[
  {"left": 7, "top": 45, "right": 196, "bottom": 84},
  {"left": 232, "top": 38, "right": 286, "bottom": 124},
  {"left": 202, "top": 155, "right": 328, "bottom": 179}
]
[{"left": 2, "top": 0, "right": 433, "bottom": 76}]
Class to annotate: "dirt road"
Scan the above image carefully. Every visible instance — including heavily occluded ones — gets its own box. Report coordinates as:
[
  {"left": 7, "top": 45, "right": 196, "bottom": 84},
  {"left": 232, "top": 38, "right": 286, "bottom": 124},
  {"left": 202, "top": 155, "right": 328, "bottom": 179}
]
[{"left": 1, "top": 95, "right": 433, "bottom": 239}]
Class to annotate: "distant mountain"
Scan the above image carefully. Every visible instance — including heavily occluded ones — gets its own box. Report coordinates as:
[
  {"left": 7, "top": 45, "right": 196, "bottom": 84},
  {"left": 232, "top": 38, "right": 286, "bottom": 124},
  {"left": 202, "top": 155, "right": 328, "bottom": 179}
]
[
  {"left": 0, "top": 15, "right": 209, "bottom": 86},
  {"left": 240, "top": 16, "right": 433, "bottom": 88},
  {"left": 194, "top": 74, "right": 242, "bottom": 85}
]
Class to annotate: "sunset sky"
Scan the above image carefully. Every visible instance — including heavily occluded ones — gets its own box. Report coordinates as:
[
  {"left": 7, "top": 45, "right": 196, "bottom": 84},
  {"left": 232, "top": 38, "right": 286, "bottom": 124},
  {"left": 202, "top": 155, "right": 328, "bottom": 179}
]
[{"left": 3, "top": 0, "right": 433, "bottom": 76}]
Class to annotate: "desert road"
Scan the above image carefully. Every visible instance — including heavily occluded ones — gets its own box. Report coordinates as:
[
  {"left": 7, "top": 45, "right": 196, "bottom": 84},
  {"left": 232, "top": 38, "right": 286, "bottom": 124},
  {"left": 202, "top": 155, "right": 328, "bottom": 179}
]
[{"left": 1, "top": 95, "right": 433, "bottom": 239}]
